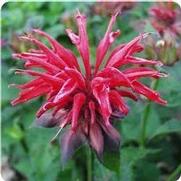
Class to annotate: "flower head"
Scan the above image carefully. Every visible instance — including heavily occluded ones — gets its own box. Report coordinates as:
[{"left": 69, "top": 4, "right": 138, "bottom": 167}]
[
  {"left": 149, "top": 2, "right": 181, "bottom": 36},
  {"left": 11, "top": 12, "right": 167, "bottom": 162},
  {"left": 92, "top": 2, "right": 135, "bottom": 16}
]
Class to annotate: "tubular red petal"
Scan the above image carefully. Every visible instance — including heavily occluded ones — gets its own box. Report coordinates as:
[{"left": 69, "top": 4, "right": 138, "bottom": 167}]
[
  {"left": 66, "top": 12, "right": 91, "bottom": 78},
  {"left": 19, "top": 36, "right": 67, "bottom": 69},
  {"left": 117, "top": 89, "right": 137, "bottom": 101},
  {"left": 95, "top": 13, "right": 119, "bottom": 73},
  {"left": 97, "top": 67, "right": 134, "bottom": 88},
  {"left": 109, "top": 90, "right": 129, "bottom": 115},
  {"left": 64, "top": 67, "right": 86, "bottom": 89},
  {"left": 105, "top": 43, "right": 144, "bottom": 68},
  {"left": 71, "top": 93, "right": 86, "bottom": 130},
  {"left": 36, "top": 96, "right": 72, "bottom": 118},
  {"left": 127, "top": 56, "right": 163, "bottom": 66},
  {"left": 132, "top": 81, "right": 167, "bottom": 105},
  {"left": 11, "top": 84, "right": 50, "bottom": 106},
  {"left": 12, "top": 78, "right": 43, "bottom": 89},
  {"left": 92, "top": 81, "right": 112, "bottom": 125},
  {"left": 53, "top": 79, "right": 77, "bottom": 103},
  {"left": 55, "top": 71, "right": 69, "bottom": 80},
  {"left": 106, "top": 33, "right": 149, "bottom": 68},
  {"left": 15, "top": 69, "right": 64, "bottom": 87},
  {"left": 13, "top": 53, "right": 60, "bottom": 74},
  {"left": 89, "top": 101, "right": 96, "bottom": 124},
  {"left": 123, "top": 67, "right": 167, "bottom": 80},
  {"left": 66, "top": 29, "right": 80, "bottom": 44},
  {"left": 21, "top": 52, "right": 47, "bottom": 59},
  {"left": 33, "top": 29, "right": 80, "bottom": 71}
]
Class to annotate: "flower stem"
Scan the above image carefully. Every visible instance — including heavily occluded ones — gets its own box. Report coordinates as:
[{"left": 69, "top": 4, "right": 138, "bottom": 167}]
[
  {"left": 87, "top": 147, "right": 93, "bottom": 181},
  {"left": 140, "top": 79, "right": 160, "bottom": 147}
]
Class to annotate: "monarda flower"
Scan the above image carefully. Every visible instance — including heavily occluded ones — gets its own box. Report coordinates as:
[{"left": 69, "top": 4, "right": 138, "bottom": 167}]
[
  {"left": 11, "top": 12, "right": 167, "bottom": 163},
  {"left": 92, "top": 2, "right": 135, "bottom": 16},
  {"left": 149, "top": 2, "right": 181, "bottom": 37}
]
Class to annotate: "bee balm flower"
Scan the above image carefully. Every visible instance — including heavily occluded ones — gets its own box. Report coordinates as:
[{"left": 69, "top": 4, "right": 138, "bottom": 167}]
[
  {"left": 11, "top": 12, "right": 167, "bottom": 162},
  {"left": 149, "top": 2, "right": 181, "bottom": 36}
]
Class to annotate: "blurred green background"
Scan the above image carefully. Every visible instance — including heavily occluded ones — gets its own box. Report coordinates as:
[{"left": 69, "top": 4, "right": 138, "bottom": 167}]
[{"left": 1, "top": 2, "right": 181, "bottom": 181}]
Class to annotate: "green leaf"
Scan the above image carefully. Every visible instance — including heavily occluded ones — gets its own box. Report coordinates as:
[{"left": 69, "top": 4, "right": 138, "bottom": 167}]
[
  {"left": 94, "top": 157, "right": 118, "bottom": 181},
  {"left": 158, "top": 62, "right": 181, "bottom": 107},
  {"left": 151, "top": 119, "right": 181, "bottom": 139},
  {"left": 120, "top": 147, "right": 160, "bottom": 181},
  {"left": 5, "top": 121, "right": 24, "bottom": 141},
  {"left": 121, "top": 147, "right": 159, "bottom": 166},
  {"left": 102, "top": 149, "right": 120, "bottom": 173},
  {"left": 145, "top": 105, "right": 161, "bottom": 139},
  {"left": 133, "top": 160, "right": 160, "bottom": 181},
  {"left": 121, "top": 102, "right": 143, "bottom": 143}
]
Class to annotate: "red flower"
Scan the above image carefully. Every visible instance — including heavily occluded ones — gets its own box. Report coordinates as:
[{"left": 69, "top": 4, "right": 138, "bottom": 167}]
[
  {"left": 149, "top": 2, "right": 181, "bottom": 36},
  {"left": 11, "top": 12, "right": 167, "bottom": 162}
]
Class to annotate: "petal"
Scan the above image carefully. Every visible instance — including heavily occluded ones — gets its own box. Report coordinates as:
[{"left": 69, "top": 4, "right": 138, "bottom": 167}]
[
  {"left": 13, "top": 53, "right": 60, "bottom": 74},
  {"left": 11, "top": 78, "right": 43, "bottom": 89},
  {"left": 95, "top": 13, "right": 120, "bottom": 73},
  {"left": 123, "top": 67, "right": 167, "bottom": 80},
  {"left": 11, "top": 84, "right": 50, "bottom": 106},
  {"left": 15, "top": 69, "right": 64, "bottom": 87},
  {"left": 89, "top": 101, "right": 96, "bottom": 124},
  {"left": 110, "top": 109, "right": 125, "bottom": 120},
  {"left": 117, "top": 89, "right": 137, "bottom": 101},
  {"left": 89, "top": 123, "right": 104, "bottom": 157},
  {"left": 71, "top": 93, "right": 86, "bottom": 130},
  {"left": 64, "top": 67, "right": 86, "bottom": 89},
  {"left": 132, "top": 81, "right": 167, "bottom": 105},
  {"left": 66, "top": 12, "right": 91, "bottom": 78},
  {"left": 36, "top": 96, "right": 72, "bottom": 118},
  {"left": 105, "top": 43, "right": 144, "bottom": 67},
  {"left": 53, "top": 79, "right": 77, "bottom": 103},
  {"left": 33, "top": 29, "right": 80, "bottom": 71},
  {"left": 33, "top": 112, "right": 64, "bottom": 128},
  {"left": 92, "top": 80, "right": 112, "bottom": 125},
  {"left": 109, "top": 90, "right": 129, "bottom": 115},
  {"left": 60, "top": 128, "right": 85, "bottom": 164},
  {"left": 97, "top": 67, "right": 134, "bottom": 88},
  {"left": 101, "top": 122, "right": 120, "bottom": 149},
  {"left": 106, "top": 33, "right": 149, "bottom": 68},
  {"left": 126, "top": 56, "right": 163, "bottom": 66},
  {"left": 19, "top": 36, "right": 67, "bottom": 69}
]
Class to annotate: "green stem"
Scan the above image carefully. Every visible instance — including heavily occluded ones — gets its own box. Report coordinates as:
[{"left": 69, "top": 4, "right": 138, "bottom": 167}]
[
  {"left": 140, "top": 79, "right": 160, "bottom": 147},
  {"left": 167, "top": 164, "right": 181, "bottom": 181},
  {"left": 140, "top": 102, "right": 151, "bottom": 147},
  {"left": 87, "top": 147, "right": 93, "bottom": 181}
]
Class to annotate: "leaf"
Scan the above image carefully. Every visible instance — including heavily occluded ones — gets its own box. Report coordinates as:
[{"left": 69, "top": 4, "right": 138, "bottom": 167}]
[
  {"left": 121, "top": 147, "right": 159, "bottom": 166},
  {"left": 121, "top": 102, "right": 142, "bottom": 143},
  {"left": 151, "top": 119, "right": 181, "bottom": 139},
  {"left": 145, "top": 105, "right": 161, "bottom": 139},
  {"left": 133, "top": 160, "right": 160, "bottom": 181},
  {"left": 5, "top": 121, "right": 24, "bottom": 141},
  {"left": 102, "top": 149, "right": 120, "bottom": 173},
  {"left": 119, "top": 147, "right": 160, "bottom": 181},
  {"left": 94, "top": 157, "right": 118, "bottom": 181},
  {"left": 101, "top": 125, "right": 121, "bottom": 173},
  {"left": 158, "top": 62, "right": 181, "bottom": 107}
]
